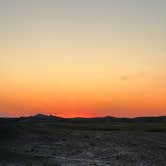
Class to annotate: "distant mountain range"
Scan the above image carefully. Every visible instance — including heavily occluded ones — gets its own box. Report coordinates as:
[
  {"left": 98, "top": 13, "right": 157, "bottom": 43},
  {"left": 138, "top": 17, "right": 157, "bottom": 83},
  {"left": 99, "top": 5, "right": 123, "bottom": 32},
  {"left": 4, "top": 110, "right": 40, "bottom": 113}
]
[
  {"left": 0, "top": 114, "right": 166, "bottom": 143},
  {"left": 1, "top": 114, "right": 166, "bottom": 123}
]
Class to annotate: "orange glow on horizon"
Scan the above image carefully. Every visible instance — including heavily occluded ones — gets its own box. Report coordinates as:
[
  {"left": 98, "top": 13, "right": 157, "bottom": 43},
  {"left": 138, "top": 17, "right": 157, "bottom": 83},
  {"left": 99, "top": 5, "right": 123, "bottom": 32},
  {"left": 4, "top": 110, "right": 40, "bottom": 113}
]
[{"left": 0, "top": 84, "right": 165, "bottom": 118}]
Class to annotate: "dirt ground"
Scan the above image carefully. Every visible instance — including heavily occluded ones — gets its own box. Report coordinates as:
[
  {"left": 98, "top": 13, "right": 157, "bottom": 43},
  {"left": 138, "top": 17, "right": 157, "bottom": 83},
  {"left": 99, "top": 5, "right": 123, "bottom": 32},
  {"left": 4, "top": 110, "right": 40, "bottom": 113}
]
[
  {"left": 0, "top": 117, "right": 166, "bottom": 166},
  {"left": 1, "top": 130, "right": 166, "bottom": 165}
]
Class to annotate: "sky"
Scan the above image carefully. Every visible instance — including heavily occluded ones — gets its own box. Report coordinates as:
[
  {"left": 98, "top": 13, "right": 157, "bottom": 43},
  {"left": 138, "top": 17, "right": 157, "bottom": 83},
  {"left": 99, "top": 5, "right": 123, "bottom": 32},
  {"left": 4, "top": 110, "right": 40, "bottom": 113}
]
[{"left": 0, "top": 0, "right": 166, "bottom": 117}]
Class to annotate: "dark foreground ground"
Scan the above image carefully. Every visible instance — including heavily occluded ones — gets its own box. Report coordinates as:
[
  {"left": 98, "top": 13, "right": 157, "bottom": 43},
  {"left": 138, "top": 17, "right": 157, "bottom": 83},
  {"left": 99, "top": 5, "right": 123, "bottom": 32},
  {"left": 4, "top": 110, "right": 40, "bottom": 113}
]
[{"left": 0, "top": 115, "right": 166, "bottom": 166}]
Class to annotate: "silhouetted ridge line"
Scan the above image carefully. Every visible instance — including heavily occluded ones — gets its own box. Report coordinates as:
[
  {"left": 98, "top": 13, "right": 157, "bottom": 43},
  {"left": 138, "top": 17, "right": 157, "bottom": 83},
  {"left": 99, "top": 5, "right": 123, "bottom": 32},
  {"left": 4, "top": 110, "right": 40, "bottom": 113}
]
[{"left": 0, "top": 114, "right": 166, "bottom": 123}]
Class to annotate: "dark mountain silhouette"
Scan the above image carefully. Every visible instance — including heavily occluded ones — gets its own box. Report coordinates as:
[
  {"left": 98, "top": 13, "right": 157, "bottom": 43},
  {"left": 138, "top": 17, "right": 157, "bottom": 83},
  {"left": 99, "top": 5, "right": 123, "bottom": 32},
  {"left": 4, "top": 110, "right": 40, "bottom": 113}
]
[{"left": 1, "top": 114, "right": 166, "bottom": 123}]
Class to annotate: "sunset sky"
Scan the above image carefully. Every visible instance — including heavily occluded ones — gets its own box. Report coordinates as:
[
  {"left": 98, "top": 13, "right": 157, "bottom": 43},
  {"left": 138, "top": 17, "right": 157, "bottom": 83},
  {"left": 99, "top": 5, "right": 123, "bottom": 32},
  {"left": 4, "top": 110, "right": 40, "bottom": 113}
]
[{"left": 0, "top": 0, "right": 166, "bottom": 117}]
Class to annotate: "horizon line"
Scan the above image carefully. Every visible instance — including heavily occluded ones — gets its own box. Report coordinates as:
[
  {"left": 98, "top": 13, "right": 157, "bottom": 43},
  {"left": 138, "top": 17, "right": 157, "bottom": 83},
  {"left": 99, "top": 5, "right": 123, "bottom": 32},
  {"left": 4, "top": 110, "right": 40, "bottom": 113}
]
[{"left": 1, "top": 113, "right": 166, "bottom": 119}]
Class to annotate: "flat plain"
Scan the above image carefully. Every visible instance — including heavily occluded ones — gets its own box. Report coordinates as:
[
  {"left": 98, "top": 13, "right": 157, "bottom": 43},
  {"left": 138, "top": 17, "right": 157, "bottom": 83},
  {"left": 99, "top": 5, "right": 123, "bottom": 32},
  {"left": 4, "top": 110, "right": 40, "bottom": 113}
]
[{"left": 0, "top": 115, "right": 166, "bottom": 166}]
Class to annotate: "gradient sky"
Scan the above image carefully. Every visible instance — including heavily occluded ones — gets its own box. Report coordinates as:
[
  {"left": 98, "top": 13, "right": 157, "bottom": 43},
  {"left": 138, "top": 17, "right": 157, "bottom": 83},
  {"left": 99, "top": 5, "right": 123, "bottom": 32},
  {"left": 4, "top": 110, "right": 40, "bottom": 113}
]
[{"left": 0, "top": 0, "right": 166, "bottom": 117}]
